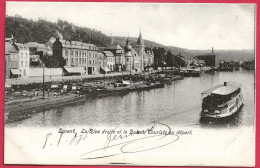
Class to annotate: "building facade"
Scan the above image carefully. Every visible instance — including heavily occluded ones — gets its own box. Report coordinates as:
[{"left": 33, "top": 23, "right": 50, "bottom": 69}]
[
  {"left": 105, "top": 43, "right": 125, "bottom": 72},
  {"left": 52, "top": 37, "right": 98, "bottom": 75},
  {"left": 26, "top": 42, "right": 52, "bottom": 56},
  {"left": 103, "top": 51, "right": 115, "bottom": 71},
  {"left": 5, "top": 38, "right": 30, "bottom": 79},
  {"left": 97, "top": 52, "right": 109, "bottom": 74},
  {"left": 134, "top": 31, "right": 145, "bottom": 71}
]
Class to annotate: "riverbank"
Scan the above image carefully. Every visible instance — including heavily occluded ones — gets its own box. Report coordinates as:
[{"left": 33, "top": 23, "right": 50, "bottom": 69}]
[
  {"left": 5, "top": 71, "right": 144, "bottom": 85},
  {"left": 5, "top": 74, "right": 183, "bottom": 122}
]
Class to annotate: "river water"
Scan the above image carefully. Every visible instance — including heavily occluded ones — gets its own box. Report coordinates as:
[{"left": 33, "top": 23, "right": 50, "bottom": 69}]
[{"left": 6, "top": 69, "right": 255, "bottom": 128}]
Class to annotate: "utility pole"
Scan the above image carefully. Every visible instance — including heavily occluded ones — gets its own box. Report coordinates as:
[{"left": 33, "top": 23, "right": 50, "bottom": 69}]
[
  {"left": 103, "top": 56, "right": 105, "bottom": 78},
  {"left": 130, "top": 57, "right": 132, "bottom": 76},
  {"left": 43, "top": 62, "right": 45, "bottom": 98}
]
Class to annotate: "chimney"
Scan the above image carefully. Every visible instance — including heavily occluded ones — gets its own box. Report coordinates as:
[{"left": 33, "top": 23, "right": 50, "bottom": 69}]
[{"left": 224, "top": 82, "right": 227, "bottom": 86}]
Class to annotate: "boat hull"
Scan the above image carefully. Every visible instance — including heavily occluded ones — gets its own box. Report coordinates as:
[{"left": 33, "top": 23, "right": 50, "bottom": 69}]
[{"left": 201, "top": 93, "right": 244, "bottom": 119}]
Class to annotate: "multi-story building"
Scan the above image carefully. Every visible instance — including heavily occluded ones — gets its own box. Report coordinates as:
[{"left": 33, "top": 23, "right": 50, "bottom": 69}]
[
  {"left": 87, "top": 44, "right": 98, "bottom": 74},
  {"left": 5, "top": 38, "right": 30, "bottom": 79},
  {"left": 26, "top": 42, "right": 52, "bottom": 56},
  {"left": 105, "top": 43, "right": 124, "bottom": 71},
  {"left": 103, "top": 51, "right": 115, "bottom": 71},
  {"left": 52, "top": 37, "right": 98, "bottom": 75},
  {"left": 97, "top": 52, "right": 109, "bottom": 74}
]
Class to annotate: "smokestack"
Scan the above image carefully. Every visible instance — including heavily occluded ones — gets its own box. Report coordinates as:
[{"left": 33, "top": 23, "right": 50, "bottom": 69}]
[{"left": 224, "top": 82, "right": 227, "bottom": 86}]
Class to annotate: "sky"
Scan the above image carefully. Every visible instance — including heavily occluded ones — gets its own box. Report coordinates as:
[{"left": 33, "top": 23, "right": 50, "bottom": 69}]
[{"left": 6, "top": 2, "right": 255, "bottom": 50}]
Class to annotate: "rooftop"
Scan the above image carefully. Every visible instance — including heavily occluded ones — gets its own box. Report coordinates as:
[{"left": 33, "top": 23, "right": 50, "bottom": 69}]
[
  {"left": 5, "top": 42, "right": 18, "bottom": 53},
  {"left": 202, "top": 82, "right": 242, "bottom": 95},
  {"left": 106, "top": 43, "right": 123, "bottom": 50},
  {"left": 103, "top": 51, "right": 114, "bottom": 57}
]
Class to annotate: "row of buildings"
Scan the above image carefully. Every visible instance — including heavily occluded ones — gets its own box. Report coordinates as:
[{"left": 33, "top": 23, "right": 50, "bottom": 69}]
[{"left": 5, "top": 32, "right": 154, "bottom": 79}]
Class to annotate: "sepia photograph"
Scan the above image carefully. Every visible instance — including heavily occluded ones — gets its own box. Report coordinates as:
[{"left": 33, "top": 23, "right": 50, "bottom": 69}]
[{"left": 4, "top": 2, "right": 256, "bottom": 166}]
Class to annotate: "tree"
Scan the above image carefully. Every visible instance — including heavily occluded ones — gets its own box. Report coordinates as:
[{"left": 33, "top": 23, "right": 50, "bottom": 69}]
[
  {"left": 153, "top": 47, "right": 167, "bottom": 68},
  {"left": 42, "top": 55, "right": 60, "bottom": 68},
  {"left": 56, "top": 56, "right": 66, "bottom": 67},
  {"left": 165, "top": 51, "right": 174, "bottom": 67}
]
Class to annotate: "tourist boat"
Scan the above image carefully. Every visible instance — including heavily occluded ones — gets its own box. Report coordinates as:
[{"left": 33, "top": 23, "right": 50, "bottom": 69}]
[{"left": 200, "top": 82, "right": 244, "bottom": 118}]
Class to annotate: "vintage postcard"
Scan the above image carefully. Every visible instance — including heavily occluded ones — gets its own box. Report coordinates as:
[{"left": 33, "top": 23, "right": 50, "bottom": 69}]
[{"left": 4, "top": 2, "right": 256, "bottom": 166}]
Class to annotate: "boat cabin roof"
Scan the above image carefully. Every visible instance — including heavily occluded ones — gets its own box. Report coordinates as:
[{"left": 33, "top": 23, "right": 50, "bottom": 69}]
[{"left": 202, "top": 82, "right": 242, "bottom": 96}]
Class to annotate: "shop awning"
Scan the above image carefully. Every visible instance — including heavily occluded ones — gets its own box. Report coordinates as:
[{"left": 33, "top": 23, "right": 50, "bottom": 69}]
[
  {"left": 101, "top": 67, "right": 111, "bottom": 72},
  {"left": 10, "top": 69, "right": 21, "bottom": 75},
  {"left": 64, "top": 67, "right": 86, "bottom": 74}
]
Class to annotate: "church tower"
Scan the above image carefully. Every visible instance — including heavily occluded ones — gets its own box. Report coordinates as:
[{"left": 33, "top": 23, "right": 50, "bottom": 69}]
[
  {"left": 124, "top": 38, "right": 133, "bottom": 72},
  {"left": 110, "top": 33, "right": 114, "bottom": 45},
  {"left": 136, "top": 30, "right": 145, "bottom": 71}
]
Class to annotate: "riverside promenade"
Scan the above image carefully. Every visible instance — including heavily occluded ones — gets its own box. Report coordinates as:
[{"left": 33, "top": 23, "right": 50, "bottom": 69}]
[{"left": 5, "top": 72, "right": 145, "bottom": 85}]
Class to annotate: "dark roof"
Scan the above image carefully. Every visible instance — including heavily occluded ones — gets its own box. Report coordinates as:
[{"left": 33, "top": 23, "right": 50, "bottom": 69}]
[
  {"left": 106, "top": 44, "right": 123, "bottom": 50},
  {"left": 98, "top": 47, "right": 106, "bottom": 51},
  {"left": 103, "top": 51, "right": 114, "bottom": 57},
  {"left": 5, "top": 42, "right": 18, "bottom": 53},
  {"left": 202, "top": 82, "right": 241, "bottom": 95},
  {"left": 97, "top": 52, "right": 106, "bottom": 59},
  {"left": 26, "top": 42, "right": 38, "bottom": 48},
  {"left": 137, "top": 31, "right": 144, "bottom": 45}
]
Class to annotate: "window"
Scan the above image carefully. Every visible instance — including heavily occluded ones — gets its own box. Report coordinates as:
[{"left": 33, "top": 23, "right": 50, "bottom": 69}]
[
  {"left": 25, "top": 53, "right": 28, "bottom": 59},
  {"left": 23, "top": 69, "right": 26, "bottom": 76},
  {"left": 65, "top": 50, "right": 68, "bottom": 56},
  {"left": 71, "top": 51, "right": 74, "bottom": 56},
  {"left": 89, "top": 60, "right": 91, "bottom": 65},
  {"left": 21, "top": 61, "right": 23, "bottom": 67},
  {"left": 76, "top": 51, "right": 78, "bottom": 56},
  {"left": 25, "top": 61, "right": 28, "bottom": 67},
  {"left": 127, "top": 58, "right": 129, "bottom": 62},
  {"left": 21, "top": 53, "right": 23, "bottom": 59},
  {"left": 80, "top": 58, "right": 82, "bottom": 64}
]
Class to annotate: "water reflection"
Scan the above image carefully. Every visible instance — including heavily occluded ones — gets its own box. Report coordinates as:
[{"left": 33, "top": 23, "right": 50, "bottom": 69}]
[
  {"left": 6, "top": 70, "right": 255, "bottom": 128},
  {"left": 199, "top": 106, "right": 244, "bottom": 128}
]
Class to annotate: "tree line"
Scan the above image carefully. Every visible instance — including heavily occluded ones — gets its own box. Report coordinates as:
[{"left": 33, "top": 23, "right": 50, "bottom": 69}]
[
  {"left": 6, "top": 16, "right": 111, "bottom": 47},
  {"left": 152, "top": 47, "right": 186, "bottom": 69}
]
